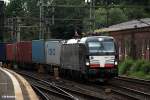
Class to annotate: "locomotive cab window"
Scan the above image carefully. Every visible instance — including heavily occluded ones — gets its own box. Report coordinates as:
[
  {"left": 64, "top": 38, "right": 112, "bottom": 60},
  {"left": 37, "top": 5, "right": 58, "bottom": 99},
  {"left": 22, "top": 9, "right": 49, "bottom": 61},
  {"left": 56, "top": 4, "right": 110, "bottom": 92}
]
[
  {"left": 102, "top": 41, "right": 115, "bottom": 53},
  {"left": 87, "top": 40, "right": 115, "bottom": 54},
  {"left": 88, "top": 42, "right": 103, "bottom": 53}
]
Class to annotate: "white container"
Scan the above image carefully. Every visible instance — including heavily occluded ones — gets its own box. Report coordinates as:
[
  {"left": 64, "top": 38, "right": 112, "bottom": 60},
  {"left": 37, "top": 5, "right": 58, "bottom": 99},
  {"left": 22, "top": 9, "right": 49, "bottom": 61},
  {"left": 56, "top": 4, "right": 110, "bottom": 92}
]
[{"left": 45, "top": 40, "right": 62, "bottom": 66}]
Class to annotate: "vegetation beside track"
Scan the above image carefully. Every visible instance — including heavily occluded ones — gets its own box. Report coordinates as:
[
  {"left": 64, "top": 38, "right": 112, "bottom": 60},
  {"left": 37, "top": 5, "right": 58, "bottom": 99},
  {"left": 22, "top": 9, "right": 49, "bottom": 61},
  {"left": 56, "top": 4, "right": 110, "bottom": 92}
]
[{"left": 119, "top": 59, "right": 150, "bottom": 80}]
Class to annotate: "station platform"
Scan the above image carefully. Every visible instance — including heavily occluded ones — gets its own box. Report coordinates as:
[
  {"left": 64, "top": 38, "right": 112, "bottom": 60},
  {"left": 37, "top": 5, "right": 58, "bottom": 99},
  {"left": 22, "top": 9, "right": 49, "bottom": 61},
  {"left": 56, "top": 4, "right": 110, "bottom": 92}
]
[{"left": 0, "top": 67, "right": 39, "bottom": 100}]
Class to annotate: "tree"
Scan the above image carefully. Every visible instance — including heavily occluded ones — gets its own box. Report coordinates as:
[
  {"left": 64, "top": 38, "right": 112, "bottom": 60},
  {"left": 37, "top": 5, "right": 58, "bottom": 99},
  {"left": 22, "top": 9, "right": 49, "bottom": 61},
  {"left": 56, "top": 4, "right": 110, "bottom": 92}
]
[
  {"left": 5, "top": 0, "right": 26, "bottom": 17},
  {"left": 95, "top": 7, "right": 128, "bottom": 27},
  {"left": 108, "top": 8, "right": 128, "bottom": 25},
  {"left": 44, "top": 0, "right": 86, "bottom": 39},
  {"left": 123, "top": 7, "right": 149, "bottom": 20},
  {"left": 4, "top": 0, "right": 150, "bottom": 40},
  {"left": 24, "top": 0, "right": 39, "bottom": 17}
]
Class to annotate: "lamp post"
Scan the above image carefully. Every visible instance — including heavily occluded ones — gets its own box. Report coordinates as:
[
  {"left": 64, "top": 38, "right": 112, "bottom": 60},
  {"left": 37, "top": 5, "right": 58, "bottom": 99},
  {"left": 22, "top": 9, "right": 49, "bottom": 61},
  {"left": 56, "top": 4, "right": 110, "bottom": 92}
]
[
  {"left": 85, "top": 0, "right": 95, "bottom": 32},
  {"left": 39, "top": 0, "right": 44, "bottom": 39}
]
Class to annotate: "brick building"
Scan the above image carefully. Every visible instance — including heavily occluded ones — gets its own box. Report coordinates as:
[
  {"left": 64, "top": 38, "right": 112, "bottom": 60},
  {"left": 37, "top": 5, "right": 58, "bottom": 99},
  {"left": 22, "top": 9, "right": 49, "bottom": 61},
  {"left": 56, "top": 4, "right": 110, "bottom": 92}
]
[{"left": 95, "top": 18, "right": 150, "bottom": 61}]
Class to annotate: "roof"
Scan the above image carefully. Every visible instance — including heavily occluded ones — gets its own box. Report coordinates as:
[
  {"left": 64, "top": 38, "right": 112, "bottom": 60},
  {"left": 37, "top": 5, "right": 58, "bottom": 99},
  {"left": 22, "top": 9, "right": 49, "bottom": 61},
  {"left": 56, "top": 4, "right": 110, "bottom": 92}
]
[
  {"left": 66, "top": 36, "right": 114, "bottom": 44},
  {"left": 95, "top": 18, "right": 150, "bottom": 32},
  {"left": 83, "top": 36, "right": 114, "bottom": 39}
]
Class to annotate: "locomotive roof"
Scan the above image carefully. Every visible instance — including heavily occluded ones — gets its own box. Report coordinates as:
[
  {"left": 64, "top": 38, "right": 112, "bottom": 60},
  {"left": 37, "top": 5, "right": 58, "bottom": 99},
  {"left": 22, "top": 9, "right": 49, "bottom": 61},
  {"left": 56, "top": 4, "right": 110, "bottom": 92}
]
[{"left": 66, "top": 36, "right": 114, "bottom": 44}]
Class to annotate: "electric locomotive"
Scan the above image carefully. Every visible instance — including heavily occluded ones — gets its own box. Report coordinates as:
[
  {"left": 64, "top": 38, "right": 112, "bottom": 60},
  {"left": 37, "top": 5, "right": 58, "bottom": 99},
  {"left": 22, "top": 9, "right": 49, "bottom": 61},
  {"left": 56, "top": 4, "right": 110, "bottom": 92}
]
[{"left": 60, "top": 36, "right": 118, "bottom": 82}]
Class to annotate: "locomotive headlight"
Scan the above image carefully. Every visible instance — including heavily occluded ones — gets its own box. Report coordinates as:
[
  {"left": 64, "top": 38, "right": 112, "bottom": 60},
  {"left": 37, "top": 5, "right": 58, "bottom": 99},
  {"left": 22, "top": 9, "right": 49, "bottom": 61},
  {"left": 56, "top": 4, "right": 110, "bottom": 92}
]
[
  {"left": 115, "top": 61, "right": 118, "bottom": 65},
  {"left": 86, "top": 62, "right": 90, "bottom": 66}
]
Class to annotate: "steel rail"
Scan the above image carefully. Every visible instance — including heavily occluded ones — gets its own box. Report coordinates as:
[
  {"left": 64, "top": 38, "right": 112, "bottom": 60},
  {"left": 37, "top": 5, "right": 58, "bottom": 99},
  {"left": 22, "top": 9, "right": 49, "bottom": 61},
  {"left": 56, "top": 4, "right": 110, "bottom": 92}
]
[
  {"left": 31, "top": 83, "right": 75, "bottom": 100},
  {"left": 32, "top": 85, "right": 51, "bottom": 100},
  {"left": 16, "top": 71, "right": 78, "bottom": 100},
  {"left": 117, "top": 76, "right": 150, "bottom": 86}
]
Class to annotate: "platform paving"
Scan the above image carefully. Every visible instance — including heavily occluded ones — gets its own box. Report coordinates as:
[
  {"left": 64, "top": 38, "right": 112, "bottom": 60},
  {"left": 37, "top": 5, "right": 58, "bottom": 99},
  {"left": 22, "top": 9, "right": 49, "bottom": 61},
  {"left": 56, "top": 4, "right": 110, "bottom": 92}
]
[
  {"left": 0, "top": 68, "right": 16, "bottom": 100},
  {"left": 0, "top": 67, "right": 39, "bottom": 100}
]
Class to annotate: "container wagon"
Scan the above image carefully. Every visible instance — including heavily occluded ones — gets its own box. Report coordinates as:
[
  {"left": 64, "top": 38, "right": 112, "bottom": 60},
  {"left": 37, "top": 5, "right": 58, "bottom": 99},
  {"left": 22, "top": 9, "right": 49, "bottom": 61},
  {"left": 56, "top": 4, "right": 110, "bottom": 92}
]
[
  {"left": 32, "top": 40, "right": 45, "bottom": 64},
  {"left": 6, "top": 43, "right": 15, "bottom": 62},
  {"left": 16, "top": 41, "right": 32, "bottom": 64},
  {"left": 0, "top": 43, "right": 6, "bottom": 62},
  {"left": 45, "top": 40, "right": 62, "bottom": 66}
]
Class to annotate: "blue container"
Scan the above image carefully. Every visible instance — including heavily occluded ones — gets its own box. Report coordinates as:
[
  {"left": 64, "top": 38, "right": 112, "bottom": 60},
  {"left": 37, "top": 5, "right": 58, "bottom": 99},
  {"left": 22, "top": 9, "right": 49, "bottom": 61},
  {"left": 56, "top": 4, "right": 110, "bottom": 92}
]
[
  {"left": 32, "top": 40, "right": 45, "bottom": 64},
  {"left": 0, "top": 43, "right": 6, "bottom": 61}
]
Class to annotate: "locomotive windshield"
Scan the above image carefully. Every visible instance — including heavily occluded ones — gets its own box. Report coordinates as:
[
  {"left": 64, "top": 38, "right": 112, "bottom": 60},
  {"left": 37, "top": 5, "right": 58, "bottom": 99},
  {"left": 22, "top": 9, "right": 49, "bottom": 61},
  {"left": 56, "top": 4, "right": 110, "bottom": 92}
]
[{"left": 88, "top": 40, "right": 115, "bottom": 54}]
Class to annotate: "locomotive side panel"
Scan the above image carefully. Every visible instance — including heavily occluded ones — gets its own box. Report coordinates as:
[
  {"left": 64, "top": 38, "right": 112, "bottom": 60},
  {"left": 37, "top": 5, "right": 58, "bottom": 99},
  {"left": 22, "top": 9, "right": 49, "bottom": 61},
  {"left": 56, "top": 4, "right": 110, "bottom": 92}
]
[
  {"left": 60, "top": 44, "right": 86, "bottom": 72},
  {"left": 45, "top": 40, "right": 61, "bottom": 65},
  {"left": 32, "top": 40, "right": 45, "bottom": 64}
]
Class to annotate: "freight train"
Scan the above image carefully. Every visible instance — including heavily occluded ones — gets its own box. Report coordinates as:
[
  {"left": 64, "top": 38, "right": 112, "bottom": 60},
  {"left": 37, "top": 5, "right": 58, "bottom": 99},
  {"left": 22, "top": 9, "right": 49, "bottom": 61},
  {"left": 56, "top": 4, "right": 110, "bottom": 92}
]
[{"left": 0, "top": 36, "right": 118, "bottom": 81}]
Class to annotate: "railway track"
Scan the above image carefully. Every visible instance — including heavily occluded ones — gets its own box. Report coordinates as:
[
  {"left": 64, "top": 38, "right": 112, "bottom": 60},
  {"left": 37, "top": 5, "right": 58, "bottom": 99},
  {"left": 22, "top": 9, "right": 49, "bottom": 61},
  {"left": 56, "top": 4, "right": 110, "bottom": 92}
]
[
  {"left": 108, "top": 76, "right": 150, "bottom": 100},
  {"left": 31, "top": 83, "right": 74, "bottom": 100},
  {"left": 45, "top": 76, "right": 142, "bottom": 100},
  {"left": 15, "top": 70, "right": 104, "bottom": 100},
  {"left": 58, "top": 76, "right": 150, "bottom": 100},
  {"left": 53, "top": 78, "right": 134, "bottom": 100},
  {"left": 31, "top": 85, "right": 50, "bottom": 100},
  {"left": 16, "top": 71, "right": 79, "bottom": 100},
  {"left": 116, "top": 76, "right": 150, "bottom": 86},
  {"left": 14, "top": 70, "right": 150, "bottom": 100}
]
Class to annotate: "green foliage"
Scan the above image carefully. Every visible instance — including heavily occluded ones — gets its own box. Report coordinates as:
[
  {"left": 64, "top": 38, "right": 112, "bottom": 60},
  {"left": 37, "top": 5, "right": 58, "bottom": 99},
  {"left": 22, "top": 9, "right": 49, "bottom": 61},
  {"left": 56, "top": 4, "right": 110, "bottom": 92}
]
[
  {"left": 119, "top": 58, "right": 134, "bottom": 75},
  {"left": 95, "top": 0, "right": 121, "bottom": 5},
  {"left": 128, "top": 71, "right": 145, "bottom": 79},
  {"left": 130, "top": 59, "right": 145, "bottom": 72},
  {"left": 145, "top": 75, "right": 150, "bottom": 80},
  {"left": 140, "top": 61, "right": 150, "bottom": 74},
  {"left": 95, "top": 8, "right": 107, "bottom": 27},
  {"left": 25, "top": 0, "right": 39, "bottom": 17},
  {"left": 4, "top": 0, "right": 150, "bottom": 40},
  {"left": 95, "top": 0, "right": 150, "bottom": 27},
  {"left": 95, "top": 8, "right": 128, "bottom": 28},
  {"left": 119, "top": 59, "right": 150, "bottom": 80},
  {"left": 123, "top": 8, "right": 149, "bottom": 20},
  {"left": 123, "top": 0, "right": 149, "bottom": 5},
  {"left": 47, "top": 0, "right": 85, "bottom": 39},
  {"left": 128, "top": 71, "right": 150, "bottom": 80},
  {"left": 108, "top": 8, "right": 128, "bottom": 25},
  {"left": 5, "top": 0, "right": 26, "bottom": 17},
  {"left": 50, "top": 24, "right": 75, "bottom": 39}
]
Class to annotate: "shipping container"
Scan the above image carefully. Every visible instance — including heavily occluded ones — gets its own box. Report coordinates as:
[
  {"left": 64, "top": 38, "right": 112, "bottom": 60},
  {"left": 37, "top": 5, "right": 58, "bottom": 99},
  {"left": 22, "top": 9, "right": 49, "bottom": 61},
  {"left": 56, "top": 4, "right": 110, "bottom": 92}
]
[
  {"left": 32, "top": 40, "right": 45, "bottom": 64},
  {"left": 0, "top": 43, "right": 6, "bottom": 61},
  {"left": 16, "top": 41, "right": 32, "bottom": 63},
  {"left": 6, "top": 43, "right": 15, "bottom": 61},
  {"left": 45, "top": 40, "right": 62, "bottom": 65}
]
